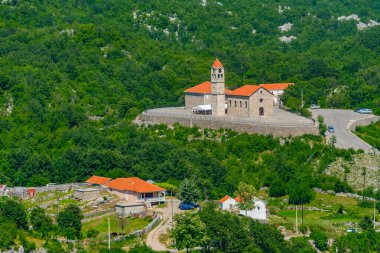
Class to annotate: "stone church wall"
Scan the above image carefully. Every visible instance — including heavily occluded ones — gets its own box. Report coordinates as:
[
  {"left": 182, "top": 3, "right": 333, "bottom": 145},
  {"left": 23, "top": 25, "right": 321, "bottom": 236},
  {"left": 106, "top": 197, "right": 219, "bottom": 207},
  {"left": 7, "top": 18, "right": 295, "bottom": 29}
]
[
  {"left": 249, "top": 88, "right": 274, "bottom": 116},
  {"left": 185, "top": 93, "right": 211, "bottom": 109},
  {"left": 141, "top": 113, "right": 318, "bottom": 137}
]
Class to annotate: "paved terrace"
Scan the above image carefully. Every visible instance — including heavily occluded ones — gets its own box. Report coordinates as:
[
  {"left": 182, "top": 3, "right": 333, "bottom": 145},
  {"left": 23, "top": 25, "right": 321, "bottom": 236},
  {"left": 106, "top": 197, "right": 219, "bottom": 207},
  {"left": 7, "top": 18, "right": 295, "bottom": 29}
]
[{"left": 144, "top": 107, "right": 314, "bottom": 127}]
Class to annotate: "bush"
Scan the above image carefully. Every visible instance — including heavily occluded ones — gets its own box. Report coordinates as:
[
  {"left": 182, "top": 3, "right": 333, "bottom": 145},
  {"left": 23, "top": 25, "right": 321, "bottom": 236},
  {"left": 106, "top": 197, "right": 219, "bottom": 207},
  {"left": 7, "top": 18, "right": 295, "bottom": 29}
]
[
  {"left": 299, "top": 224, "right": 308, "bottom": 234},
  {"left": 310, "top": 230, "right": 328, "bottom": 251},
  {"left": 300, "top": 108, "right": 312, "bottom": 118},
  {"left": 317, "top": 115, "right": 327, "bottom": 136},
  {"left": 359, "top": 216, "right": 373, "bottom": 230}
]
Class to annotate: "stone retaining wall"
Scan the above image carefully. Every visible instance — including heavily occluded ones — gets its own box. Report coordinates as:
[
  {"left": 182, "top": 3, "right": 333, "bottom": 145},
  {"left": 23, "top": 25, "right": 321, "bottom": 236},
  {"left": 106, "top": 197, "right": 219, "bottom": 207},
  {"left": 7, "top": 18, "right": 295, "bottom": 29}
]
[
  {"left": 348, "top": 116, "right": 380, "bottom": 132},
  {"left": 141, "top": 113, "right": 318, "bottom": 137}
]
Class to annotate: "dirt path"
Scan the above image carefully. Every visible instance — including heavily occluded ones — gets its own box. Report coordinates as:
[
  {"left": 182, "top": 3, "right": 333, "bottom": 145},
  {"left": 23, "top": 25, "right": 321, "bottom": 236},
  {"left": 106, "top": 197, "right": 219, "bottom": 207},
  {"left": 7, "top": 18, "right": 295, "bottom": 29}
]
[{"left": 146, "top": 198, "right": 181, "bottom": 252}]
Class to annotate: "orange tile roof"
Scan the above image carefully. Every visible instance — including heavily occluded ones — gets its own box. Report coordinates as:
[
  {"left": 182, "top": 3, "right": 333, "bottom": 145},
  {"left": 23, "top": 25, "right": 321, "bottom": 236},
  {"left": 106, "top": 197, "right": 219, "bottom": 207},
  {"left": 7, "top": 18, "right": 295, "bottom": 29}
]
[
  {"left": 212, "top": 58, "right": 223, "bottom": 68},
  {"left": 228, "top": 85, "right": 261, "bottom": 97},
  {"left": 234, "top": 196, "right": 241, "bottom": 203},
  {"left": 105, "top": 177, "right": 165, "bottom": 193},
  {"left": 185, "top": 81, "right": 231, "bottom": 94},
  {"left": 86, "top": 175, "right": 112, "bottom": 185},
  {"left": 219, "top": 195, "right": 231, "bottom": 203},
  {"left": 260, "top": 83, "right": 294, "bottom": 91}
]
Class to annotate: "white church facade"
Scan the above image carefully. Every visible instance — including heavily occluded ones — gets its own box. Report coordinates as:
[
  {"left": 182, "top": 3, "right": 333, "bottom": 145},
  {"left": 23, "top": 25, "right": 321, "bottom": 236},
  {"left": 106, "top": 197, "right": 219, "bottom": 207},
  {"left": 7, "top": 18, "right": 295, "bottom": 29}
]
[{"left": 184, "top": 59, "right": 293, "bottom": 117}]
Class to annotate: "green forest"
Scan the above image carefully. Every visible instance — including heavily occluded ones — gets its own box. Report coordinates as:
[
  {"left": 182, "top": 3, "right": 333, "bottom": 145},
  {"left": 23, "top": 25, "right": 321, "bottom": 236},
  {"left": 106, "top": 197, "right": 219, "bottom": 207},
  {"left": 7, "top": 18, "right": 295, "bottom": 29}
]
[{"left": 0, "top": 0, "right": 379, "bottom": 189}]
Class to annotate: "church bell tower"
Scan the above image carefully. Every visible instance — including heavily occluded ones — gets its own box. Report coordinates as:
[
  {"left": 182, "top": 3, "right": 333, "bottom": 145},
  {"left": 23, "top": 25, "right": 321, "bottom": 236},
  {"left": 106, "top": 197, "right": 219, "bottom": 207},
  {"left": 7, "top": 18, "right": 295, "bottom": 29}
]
[{"left": 210, "top": 59, "right": 225, "bottom": 116}]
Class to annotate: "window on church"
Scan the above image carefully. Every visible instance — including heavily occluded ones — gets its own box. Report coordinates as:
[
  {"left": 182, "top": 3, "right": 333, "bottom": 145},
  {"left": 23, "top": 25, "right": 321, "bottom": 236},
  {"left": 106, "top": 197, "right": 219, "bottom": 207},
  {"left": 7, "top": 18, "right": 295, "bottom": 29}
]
[
  {"left": 260, "top": 90, "right": 263, "bottom": 94},
  {"left": 234, "top": 101, "right": 237, "bottom": 107},
  {"left": 221, "top": 74, "right": 223, "bottom": 78},
  {"left": 219, "top": 69, "right": 222, "bottom": 73},
  {"left": 260, "top": 99, "right": 263, "bottom": 103},
  {"left": 218, "top": 74, "right": 220, "bottom": 78},
  {"left": 240, "top": 101, "right": 242, "bottom": 108},
  {"left": 229, "top": 100, "right": 231, "bottom": 107},
  {"left": 245, "top": 102, "right": 247, "bottom": 108}
]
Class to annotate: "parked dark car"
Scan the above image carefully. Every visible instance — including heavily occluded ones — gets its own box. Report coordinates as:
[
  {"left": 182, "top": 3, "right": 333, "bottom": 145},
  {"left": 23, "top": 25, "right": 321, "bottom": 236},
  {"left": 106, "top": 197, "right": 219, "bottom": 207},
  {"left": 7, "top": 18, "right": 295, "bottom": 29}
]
[
  {"left": 328, "top": 125, "right": 335, "bottom": 133},
  {"left": 179, "top": 202, "right": 198, "bottom": 210}
]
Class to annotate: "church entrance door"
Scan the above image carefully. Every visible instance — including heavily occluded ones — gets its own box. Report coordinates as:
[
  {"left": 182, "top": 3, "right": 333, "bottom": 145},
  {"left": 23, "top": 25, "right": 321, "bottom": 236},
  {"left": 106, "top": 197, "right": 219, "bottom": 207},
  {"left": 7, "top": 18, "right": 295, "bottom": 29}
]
[{"left": 259, "top": 107, "right": 264, "bottom": 116}]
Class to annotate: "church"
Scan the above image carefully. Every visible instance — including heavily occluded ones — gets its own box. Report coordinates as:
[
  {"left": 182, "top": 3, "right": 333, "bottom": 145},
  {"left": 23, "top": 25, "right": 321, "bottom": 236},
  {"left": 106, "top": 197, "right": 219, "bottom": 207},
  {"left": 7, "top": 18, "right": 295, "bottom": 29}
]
[{"left": 184, "top": 59, "right": 293, "bottom": 117}]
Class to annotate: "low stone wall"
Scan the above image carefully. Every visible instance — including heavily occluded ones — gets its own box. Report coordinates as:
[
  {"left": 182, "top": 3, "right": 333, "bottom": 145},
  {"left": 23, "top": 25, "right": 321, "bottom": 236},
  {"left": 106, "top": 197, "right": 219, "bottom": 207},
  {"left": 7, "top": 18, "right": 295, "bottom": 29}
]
[
  {"left": 141, "top": 112, "right": 318, "bottom": 137},
  {"left": 348, "top": 116, "right": 380, "bottom": 132}
]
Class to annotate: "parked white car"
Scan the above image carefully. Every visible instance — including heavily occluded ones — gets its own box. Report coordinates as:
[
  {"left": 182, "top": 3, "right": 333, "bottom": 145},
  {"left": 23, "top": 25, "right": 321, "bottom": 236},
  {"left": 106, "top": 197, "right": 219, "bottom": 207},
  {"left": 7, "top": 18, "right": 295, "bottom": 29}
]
[
  {"left": 310, "top": 104, "right": 320, "bottom": 109},
  {"left": 357, "top": 108, "right": 372, "bottom": 114}
]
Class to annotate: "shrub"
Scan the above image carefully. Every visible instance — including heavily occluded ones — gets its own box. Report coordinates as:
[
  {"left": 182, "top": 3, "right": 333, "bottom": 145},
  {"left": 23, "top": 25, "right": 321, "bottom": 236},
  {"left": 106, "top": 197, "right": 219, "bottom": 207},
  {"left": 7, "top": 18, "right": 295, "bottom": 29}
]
[{"left": 310, "top": 230, "right": 328, "bottom": 251}]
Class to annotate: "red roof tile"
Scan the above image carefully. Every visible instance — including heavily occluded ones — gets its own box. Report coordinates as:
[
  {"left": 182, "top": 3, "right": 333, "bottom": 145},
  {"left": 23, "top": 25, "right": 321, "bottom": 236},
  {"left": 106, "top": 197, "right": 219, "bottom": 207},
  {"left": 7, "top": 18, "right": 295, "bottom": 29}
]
[
  {"left": 219, "top": 195, "right": 231, "bottom": 203},
  {"left": 228, "top": 85, "right": 261, "bottom": 97},
  {"left": 260, "top": 83, "right": 294, "bottom": 91},
  {"left": 234, "top": 196, "right": 241, "bottom": 203},
  {"left": 86, "top": 176, "right": 112, "bottom": 185},
  {"left": 105, "top": 177, "right": 165, "bottom": 193},
  {"left": 212, "top": 58, "right": 223, "bottom": 68},
  {"left": 185, "top": 81, "right": 231, "bottom": 94}
]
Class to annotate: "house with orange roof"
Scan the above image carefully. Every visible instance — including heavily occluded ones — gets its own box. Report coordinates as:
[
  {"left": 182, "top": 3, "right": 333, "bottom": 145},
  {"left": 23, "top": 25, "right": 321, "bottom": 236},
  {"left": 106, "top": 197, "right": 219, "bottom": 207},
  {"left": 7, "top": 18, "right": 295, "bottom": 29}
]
[
  {"left": 227, "top": 84, "right": 274, "bottom": 117},
  {"left": 105, "top": 177, "right": 165, "bottom": 205},
  {"left": 85, "top": 175, "right": 112, "bottom": 187},
  {"left": 184, "top": 59, "right": 292, "bottom": 117},
  {"left": 219, "top": 195, "right": 268, "bottom": 220},
  {"left": 219, "top": 195, "right": 238, "bottom": 211},
  {"left": 260, "top": 83, "right": 294, "bottom": 106}
]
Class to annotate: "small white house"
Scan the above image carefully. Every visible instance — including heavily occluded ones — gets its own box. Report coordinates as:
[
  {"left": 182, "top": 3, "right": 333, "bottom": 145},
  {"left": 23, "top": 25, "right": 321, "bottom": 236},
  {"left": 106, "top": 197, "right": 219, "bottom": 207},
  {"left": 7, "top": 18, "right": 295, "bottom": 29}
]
[
  {"left": 219, "top": 195, "right": 239, "bottom": 210},
  {"left": 239, "top": 199, "right": 267, "bottom": 220},
  {"left": 219, "top": 195, "right": 268, "bottom": 220}
]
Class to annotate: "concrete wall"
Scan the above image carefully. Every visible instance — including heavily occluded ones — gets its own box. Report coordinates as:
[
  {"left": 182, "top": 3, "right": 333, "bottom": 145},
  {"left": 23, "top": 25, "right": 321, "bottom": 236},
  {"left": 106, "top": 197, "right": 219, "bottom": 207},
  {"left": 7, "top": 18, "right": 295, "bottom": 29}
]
[
  {"left": 74, "top": 189, "right": 100, "bottom": 201},
  {"left": 348, "top": 116, "right": 380, "bottom": 132},
  {"left": 141, "top": 113, "right": 318, "bottom": 137},
  {"left": 185, "top": 93, "right": 211, "bottom": 109},
  {"left": 115, "top": 203, "right": 145, "bottom": 217}
]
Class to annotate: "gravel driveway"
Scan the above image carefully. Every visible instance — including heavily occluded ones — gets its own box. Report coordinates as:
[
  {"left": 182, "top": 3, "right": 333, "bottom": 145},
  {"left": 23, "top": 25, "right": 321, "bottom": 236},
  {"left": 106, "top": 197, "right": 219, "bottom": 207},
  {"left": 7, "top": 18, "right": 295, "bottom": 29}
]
[{"left": 145, "top": 199, "right": 181, "bottom": 252}]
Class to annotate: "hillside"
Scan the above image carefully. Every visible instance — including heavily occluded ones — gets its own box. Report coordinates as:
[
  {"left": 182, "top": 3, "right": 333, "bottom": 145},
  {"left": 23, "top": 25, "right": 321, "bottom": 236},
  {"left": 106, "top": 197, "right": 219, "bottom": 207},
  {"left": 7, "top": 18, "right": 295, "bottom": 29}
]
[{"left": 0, "top": 0, "right": 379, "bottom": 188}]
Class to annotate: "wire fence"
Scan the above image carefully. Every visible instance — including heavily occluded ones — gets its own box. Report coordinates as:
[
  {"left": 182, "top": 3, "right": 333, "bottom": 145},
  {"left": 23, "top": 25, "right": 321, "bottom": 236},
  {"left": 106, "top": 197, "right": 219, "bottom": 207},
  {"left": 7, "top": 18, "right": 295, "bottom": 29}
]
[{"left": 143, "top": 110, "right": 316, "bottom": 128}]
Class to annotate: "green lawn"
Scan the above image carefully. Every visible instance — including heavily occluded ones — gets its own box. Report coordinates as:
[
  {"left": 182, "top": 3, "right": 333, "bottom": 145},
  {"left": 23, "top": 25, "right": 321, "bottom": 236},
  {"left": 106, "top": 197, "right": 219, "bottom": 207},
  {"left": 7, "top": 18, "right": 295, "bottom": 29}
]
[{"left": 82, "top": 215, "right": 152, "bottom": 240}]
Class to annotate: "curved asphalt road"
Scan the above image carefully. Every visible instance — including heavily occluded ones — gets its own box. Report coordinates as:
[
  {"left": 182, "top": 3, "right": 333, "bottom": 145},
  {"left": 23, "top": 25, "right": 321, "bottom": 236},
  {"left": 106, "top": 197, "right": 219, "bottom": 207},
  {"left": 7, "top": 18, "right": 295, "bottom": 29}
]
[{"left": 311, "top": 109, "right": 377, "bottom": 152}]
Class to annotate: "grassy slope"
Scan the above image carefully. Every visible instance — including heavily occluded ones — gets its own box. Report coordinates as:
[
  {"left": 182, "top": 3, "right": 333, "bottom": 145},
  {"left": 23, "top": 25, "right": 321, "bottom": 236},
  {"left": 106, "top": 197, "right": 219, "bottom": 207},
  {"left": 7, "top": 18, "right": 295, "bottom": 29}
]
[
  {"left": 355, "top": 121, "right": 380, "bottom": 150},
  {"left": 267, "top": 191, "right": 376, "bottom": 238}
]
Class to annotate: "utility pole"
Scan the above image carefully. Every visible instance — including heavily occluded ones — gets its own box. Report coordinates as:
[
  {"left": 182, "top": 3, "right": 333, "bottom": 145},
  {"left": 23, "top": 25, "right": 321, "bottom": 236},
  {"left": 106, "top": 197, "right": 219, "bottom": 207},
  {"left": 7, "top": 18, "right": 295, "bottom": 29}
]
[
  {"left": 171, "top": 199, "right": 174, "bottom": 229},
  {"left": 301, "top": 88, "right": 304, "bottom": 108},
  {"left": 374, "top": 199, "right": 376, "bottom": 230},
  {"left": 108, "top": 216, "right": 111, "bottom": 250},
  {"left": 56, "top": 190, "right": 60, "bottom": 223},
  {"left": 296, "top": 205, "right": 298, "bottom": 235}
]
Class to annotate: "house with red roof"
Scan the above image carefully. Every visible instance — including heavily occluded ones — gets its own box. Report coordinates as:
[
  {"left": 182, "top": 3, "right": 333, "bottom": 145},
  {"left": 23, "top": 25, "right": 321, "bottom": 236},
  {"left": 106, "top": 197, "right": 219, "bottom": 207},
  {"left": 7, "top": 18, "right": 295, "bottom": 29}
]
[
  {"left": 227, "top": 84, "right": 274, "bottom": 117},
  {"left": 184, "top": 59, "right": 292, "bottom": 117},
  {"left": 260, "top": 83, "right": 294, "bottom": 106},
  {"left": 219, "top": 195, "right": 268, "bottom": 220},
  {"left": 27, "top": 188, "right": 36, "bottom": 198},
  {"left": 105, "top": 177, "right": 165, "bottom": 205},
  {"left": 85, "top": 175, "right": 112, "bottom": 187},
  {"left": 219, "top": 195, "right": 238, "bottom": 211}
]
